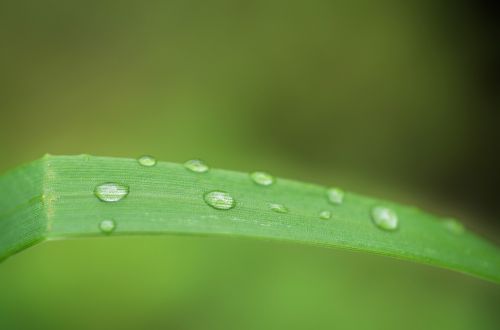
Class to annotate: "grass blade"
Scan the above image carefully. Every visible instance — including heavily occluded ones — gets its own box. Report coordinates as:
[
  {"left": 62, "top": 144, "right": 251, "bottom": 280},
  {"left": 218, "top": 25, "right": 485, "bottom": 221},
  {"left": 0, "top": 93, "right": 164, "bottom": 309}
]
[{"left": 1, "top": 155, "right": 499, "bottom": 283}]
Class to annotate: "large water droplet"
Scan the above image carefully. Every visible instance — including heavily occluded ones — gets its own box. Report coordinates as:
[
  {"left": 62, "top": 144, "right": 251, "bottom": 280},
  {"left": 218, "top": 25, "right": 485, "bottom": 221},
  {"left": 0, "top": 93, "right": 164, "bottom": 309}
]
[
  {"left": 99, "top": 219, "right": 116, "bottom": 234},
  {"left": 269, "top": 203, "right": 288, "bottom": 213},
  {"left": 94, "top": 183, "right": 129, "bottom": 202},
  {"left": 443, "top": 218, "right": 464, "bottom": 235},
  {"left": 138, "top": 155, "right": 157, "bottom": 167},
  {"left": 371, "top": 206, "right": 398, "bottom": 231},
  {"left": 326, "top": 187, "right": 344, "bottom": 205},
  {"left": 250, "top": 171, "right": 275, "bottom": 186},
  {"left": 184, "top": 159, "right": 209, "bottom": 173},
  {"left": 204, "top": 191, "right": 235, "bottom": 210},
  {"left": 319, "top": 210, "right": 332, "bottom": 220}
]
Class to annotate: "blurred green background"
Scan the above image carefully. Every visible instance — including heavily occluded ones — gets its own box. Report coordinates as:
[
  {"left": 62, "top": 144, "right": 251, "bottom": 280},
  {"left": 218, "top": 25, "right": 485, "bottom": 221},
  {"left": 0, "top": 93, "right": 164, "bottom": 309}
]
[{"left": 1, "top": 0, "right": 499, "bottom": 329}]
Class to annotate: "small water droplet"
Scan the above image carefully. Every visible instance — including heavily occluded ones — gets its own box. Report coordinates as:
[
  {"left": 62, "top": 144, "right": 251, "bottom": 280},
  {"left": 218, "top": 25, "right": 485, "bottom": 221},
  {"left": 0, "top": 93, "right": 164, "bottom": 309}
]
[
  {"left": 250, "top": 171, "right": 275, "bottom": 186},
  {"left": 138, "top": 155, "right": 157, "bottom": 167},
  {"left": 204, "top": 191, "right": 235, "bottom": 210},
  {"left": 99, "top": 219, "right": 116, "bottom": 234},
  {"left": 326, "top": 187, "right": 344, "bottom": 205},
  {"left": 319, "top": 210, "right": 332, "bottom": 220},
  {"left": 80, "top": 154, "right": 90, "bottom": 161},
  {"left": 269, "top": 203, "right": 288, "bottom": 213},
  {"left": 443, "top": 218, "right": 464, "bottom": 235},
  {"left": 184, "top": 159, "right": 209, "bottom": 173},
  {"left": 94, "top": 183, "right": 129, "bottom": 202},
  {"left": 371, "top": 206, "right": 398, "bottom": 231}
]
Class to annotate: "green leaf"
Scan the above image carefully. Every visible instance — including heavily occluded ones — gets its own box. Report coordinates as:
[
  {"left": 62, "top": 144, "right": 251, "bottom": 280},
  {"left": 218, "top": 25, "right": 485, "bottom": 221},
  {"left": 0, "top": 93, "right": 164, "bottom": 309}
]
[{"left": 1, "top": 155, "right": 499, "bottom": 283}]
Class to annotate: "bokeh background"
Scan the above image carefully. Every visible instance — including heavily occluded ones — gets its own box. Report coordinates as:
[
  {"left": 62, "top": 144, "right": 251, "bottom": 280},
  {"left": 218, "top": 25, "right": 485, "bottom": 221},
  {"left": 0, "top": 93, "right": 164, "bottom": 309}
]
[{"left": 1, "top": 0, "right": 499, "bottom": 329}]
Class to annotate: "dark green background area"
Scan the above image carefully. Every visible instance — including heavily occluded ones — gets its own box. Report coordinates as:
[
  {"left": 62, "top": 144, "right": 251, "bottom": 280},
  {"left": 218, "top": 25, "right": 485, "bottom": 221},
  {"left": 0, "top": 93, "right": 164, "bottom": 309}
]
[{"left": 1, "top": 0, "right": 499, "bottom": 329}]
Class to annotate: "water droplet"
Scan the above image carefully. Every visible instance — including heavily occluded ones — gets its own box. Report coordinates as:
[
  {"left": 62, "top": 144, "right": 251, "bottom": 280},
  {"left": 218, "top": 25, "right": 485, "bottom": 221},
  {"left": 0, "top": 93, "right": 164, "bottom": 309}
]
[
  {"left": 99, "top": 219, "right": 116, "bottom": 234},
  {"left": 443, "top": 218, "right": 464, "bottom": 235},
  {"left": 326, "top": 187, "right": 344, "bottom": 205},
  {"left": 371, "top": 206, "right": 398, "bottom": 231},
  {"left": 184, "top": 159, "right": 209, "bottom": 173},
  {"left": 319, "top": 210, "right": 331, "bottom": 220},
  {"left": 80, "top": 154, "right": 90, "bottom": 161},
  {"left": 269, "top": 203, "right": 288, "bottom": 213},
  {"left": 138, "top": 155, "right": 157, "bottom": 167},
  {"left": 204, "top": 191, "right": 235, "bottom": 210},
  {"left": 250, "top": 171, "right": 275, "bottom": 186},
  {"left": 94, "top": 183, "right": 129, "bottom": 202}
]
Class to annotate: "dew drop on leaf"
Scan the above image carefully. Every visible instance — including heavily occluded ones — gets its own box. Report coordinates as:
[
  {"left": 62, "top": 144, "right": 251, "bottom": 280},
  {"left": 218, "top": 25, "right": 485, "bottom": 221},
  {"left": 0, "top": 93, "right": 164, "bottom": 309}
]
[
  {"left": 184, "top": 159, "right": 209, "bottom": 173},
  {"left": 137, "top": 155, "right": 157, "bottom": 167},
  {"left": 326, "top": 187, "right": 344, "bottom": 205},
  {"left": 204, "top": 191, "right": 235, "bottom": 210},
  {"left": 99, "top": 219, "right": 116, "bottom": 234},
  {"left": 443, "top": 218, "right": 465, "bottom": 235},
  {"left": 250, "top": 171, "right": 275, "bottom": 186},
  {"left": 94, "top": 183, "right": 129, "bottom": 202},
  {"left": 319, "top": 210, "right": 332, "bottom": 220},
  {"left": 371, "top": 206, "right": 398, "bottom": 231},
  {"left": 269, "top": 203, "right": 288, "bottom": 213}
]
